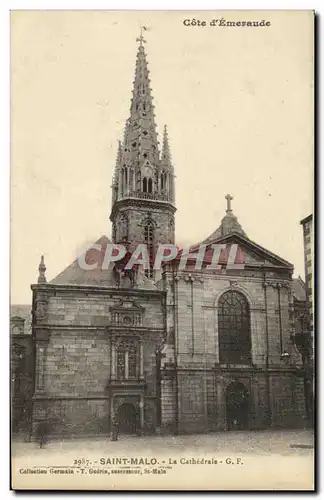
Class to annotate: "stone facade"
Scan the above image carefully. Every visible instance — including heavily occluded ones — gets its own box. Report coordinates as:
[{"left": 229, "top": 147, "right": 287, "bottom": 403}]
[
  {"left": 159, "top": 242, "right": 307, "bottom": 434},
  {"left": 31, "top": 284, "right": 165, "bottom": 437}
]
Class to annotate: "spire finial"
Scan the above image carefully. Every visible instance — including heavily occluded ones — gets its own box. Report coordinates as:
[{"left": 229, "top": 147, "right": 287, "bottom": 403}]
[
  {"left": 38, "top": 255, "right": 47, "bottom": 284},
  {"left": 225, "top": 193, "right": 233, "bottom": 213},
  {"left": 136, "top": 26, "right": 148, "bottom": 47}
]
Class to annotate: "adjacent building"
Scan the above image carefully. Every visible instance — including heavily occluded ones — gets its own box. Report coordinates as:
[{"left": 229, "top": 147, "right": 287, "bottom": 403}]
[
  {"left": 10, "top": 305, "right": 34, "bottom": 434},
  {"left": 300, "top": 214, "right": 314, "bottom": 423},
  {"left": 300, "top": 214, "right": 313, "bottom": 338}
]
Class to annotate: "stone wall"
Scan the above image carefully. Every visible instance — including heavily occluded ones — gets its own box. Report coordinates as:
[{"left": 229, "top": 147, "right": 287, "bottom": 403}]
[{"left": 112, "top": 200, "right": 175, "bottom": 247}]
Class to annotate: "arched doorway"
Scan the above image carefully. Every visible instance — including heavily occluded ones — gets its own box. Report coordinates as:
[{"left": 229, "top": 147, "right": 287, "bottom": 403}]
[
  {"left": 117, "top": 403, "right": 138, "bottom": 435},
  {"left": 226, "top": 382, "right": 250, "bottom": 431}
]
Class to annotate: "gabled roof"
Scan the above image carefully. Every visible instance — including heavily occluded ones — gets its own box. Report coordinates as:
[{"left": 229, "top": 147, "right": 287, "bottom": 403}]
[
  {"left": 300, "top": 214, "right": 313, "bottom": 225},
  {"left": 50, "top": 235, "right": 157, "bottom": 290},
  {"left": 175, "top": 231, "right": 293, "bottom": 270},
  {"left": 208, "top": 232, "right": 293, "bottom": 269},
  {"left": 50, "top": 235, "right": 115, "bottom": 287}
]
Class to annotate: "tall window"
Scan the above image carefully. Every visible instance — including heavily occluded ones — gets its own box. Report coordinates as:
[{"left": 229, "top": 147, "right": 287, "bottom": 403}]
[
  {"left": 122, "top": 167, "right": 128, "bottom": 195},
  {"left": 117, "top": 340, "right": 137, "bottom": 380},
  {"left": 218, "top": 290, "right": 251, "bottom": 365},
  {"left": 144, "top": 220, "right": 154, "bottom": 278},
  {"left": 148, "top": 178, "right": 153, "bottom": 193},
  {"left": 143, "top": 177, "right": 153, "bottom": 194},
  {"left": 119, "top": 214, "right": 128, "bottom": 242}
]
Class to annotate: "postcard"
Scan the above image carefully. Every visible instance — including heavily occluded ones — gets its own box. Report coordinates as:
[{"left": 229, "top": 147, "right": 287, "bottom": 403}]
[{"left": 11, "top": 10, "right": 314, "bottom": 491}]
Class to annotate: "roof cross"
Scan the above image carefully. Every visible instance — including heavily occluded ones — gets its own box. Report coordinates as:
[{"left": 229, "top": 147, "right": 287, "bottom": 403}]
[
  {"left": 136, "top": 26, "right": 147, "bottom": 46},
  {"left": 225, "top": 193, "right": 233, "bottom": 213}
]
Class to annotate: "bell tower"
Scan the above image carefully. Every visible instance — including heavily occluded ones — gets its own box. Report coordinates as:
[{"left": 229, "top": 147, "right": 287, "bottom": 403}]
[{"left": 110, "top": 31, "right": 176, "bottom": 277}]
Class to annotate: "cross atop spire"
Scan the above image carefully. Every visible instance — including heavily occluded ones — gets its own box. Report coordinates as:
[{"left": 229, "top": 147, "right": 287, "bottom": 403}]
[
  {"left": 225, "top": 193, "right": 233, "bottom": 213},
  {"left": 136, "top": 26, "right": 148, "bottom": 46}
]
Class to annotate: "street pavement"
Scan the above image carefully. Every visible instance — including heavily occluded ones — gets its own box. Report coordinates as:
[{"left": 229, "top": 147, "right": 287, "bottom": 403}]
[{"left": 11, "top": 429, "right": 314, "bottom": 491}]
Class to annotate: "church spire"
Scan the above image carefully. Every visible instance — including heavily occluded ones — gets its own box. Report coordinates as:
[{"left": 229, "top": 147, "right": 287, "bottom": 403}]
[
  {"left": 125, "top": 30, "right": 160, "bottom": 164},
  {"left": 110, "top": 34, "right": 177, "bottom": 256},
  {"left": 111, "top": 32, "right": 176, "bottom": 205}
]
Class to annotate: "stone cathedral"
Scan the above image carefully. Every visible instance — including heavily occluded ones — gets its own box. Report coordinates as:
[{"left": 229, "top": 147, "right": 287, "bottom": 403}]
[{"left": 30, "top": 36, "right": 308, "bottom": 438}]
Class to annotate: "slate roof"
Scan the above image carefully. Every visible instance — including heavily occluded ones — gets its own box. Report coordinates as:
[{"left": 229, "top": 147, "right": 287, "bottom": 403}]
[
  {"left": 50, "top": 235, "right": 157, "bottom": 290},
  {"left": 292, "top": 277, "right": 306, "bottom": 301}
]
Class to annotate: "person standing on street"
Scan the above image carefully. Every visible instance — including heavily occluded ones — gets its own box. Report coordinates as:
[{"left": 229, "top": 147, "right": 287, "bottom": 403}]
[
  {"left": 111, "top": 416, "right": 119, "bottom": 441},
  {"left": 37, "top": 420, "right": 47, "bottom": 448}
]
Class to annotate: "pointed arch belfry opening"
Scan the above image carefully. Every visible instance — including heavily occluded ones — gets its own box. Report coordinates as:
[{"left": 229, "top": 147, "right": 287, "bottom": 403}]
[
  {"left": 148, "top": 177, "right": 153, "bottom": 193},
  {"left": 119, "top": 214, "right": 129, "bottom": 242},
  {"left": 218, "top": 290, "right": 252, "bottom": 365}
]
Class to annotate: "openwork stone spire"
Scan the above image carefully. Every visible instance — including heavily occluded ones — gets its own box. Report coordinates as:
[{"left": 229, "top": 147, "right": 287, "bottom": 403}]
[{"left": 111, "top": 34, "right": 175, "bottom": 205}]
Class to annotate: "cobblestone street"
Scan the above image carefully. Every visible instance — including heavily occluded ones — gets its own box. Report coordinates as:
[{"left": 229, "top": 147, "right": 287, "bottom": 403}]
[
  {"left": 12, "top": 429, "right": 314, "bottom": 491},
  {"left": 12, "top": 429, "right": 314, "bottom": 456}
]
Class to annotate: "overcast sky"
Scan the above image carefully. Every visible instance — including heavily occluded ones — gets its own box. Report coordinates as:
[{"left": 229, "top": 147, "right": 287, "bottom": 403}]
[{"left": 11, "top": 10, "right": 313, "bottom": 304}]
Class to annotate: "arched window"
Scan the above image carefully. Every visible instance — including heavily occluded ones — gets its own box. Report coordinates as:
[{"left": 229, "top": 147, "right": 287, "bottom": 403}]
[
  {"left": 119, "top": 214, "right": 129, "bottom": 242},
  {"left": 143, "top": 177, "right": 148, "bottom": 193},
  {"left": 144, "top": 220, "right": 154, "bottom": 244},
  {"left": 148, "top": 178, "right": 153, "bottom": 193},
  {"left": 144, "top": 220, "right": 154, "bottom": 278},
  {"left": 117, "top": 340, "right": 137, "bottom": 380},
  {"left": 160, "top": 171, "right": 165, "bottom": 189},
  {"left": 218, "top": 290, "right": 251, "bottom": 365}
]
